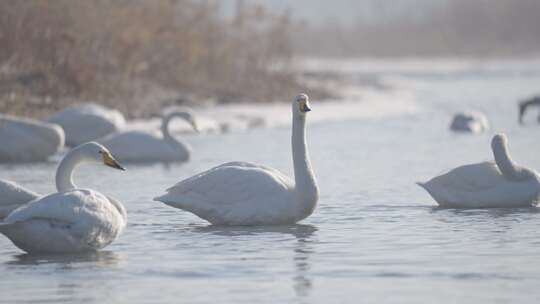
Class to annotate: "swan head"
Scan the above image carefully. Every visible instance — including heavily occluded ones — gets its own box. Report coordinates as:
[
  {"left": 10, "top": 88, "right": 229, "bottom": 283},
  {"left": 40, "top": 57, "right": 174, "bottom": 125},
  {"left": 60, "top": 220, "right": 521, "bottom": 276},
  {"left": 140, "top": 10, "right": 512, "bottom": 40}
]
[
  {"left": 294, "top": 93, "right": 312, "bottom": 116},
  {"left": 78, "top": 142, "right": 126, "bottom": 171}
]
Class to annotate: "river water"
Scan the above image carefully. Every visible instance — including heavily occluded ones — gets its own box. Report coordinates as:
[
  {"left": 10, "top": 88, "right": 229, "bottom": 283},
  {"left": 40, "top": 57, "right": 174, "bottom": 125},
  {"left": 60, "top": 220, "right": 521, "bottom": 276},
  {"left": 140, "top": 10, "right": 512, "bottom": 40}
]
[{"left": 1, "top": 59, "right": 540, "bottom": 303}]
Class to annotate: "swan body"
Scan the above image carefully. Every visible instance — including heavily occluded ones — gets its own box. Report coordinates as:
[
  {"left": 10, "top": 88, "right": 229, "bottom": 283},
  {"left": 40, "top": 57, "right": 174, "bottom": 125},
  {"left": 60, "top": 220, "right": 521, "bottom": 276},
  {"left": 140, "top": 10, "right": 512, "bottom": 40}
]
[
  {"left": 155, "top": 94, "right": 319, "bottom": 225},
  {"left": 0, "top": 180, "right": 40, "bottom": 219},
  {"left": 0, "top": 114, "right": 64, "bottom": 162},
  {"left": 0, "top": 142, "right": 127, "bottom": 253},
  {"left": 418, "top": 134, "right": 540, "bottom": 208},
  {"left": 48, "top": 103, "right": 125, "bottom": 146},
  {"left": 450, "top": 111, "right": 489, "bottom": 133},
  {"left": 100, "top": 110, "right": 197, "bottom": 163}
]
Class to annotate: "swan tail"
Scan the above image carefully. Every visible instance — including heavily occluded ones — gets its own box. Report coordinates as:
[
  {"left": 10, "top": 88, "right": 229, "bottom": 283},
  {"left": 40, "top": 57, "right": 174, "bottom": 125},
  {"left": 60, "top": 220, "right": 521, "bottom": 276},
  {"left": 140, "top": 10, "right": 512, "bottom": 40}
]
[
  {"left": 153, "top": 194, "right": 189, "bottom": 210},
  {"left": 154, "top": 193, "right": 213, "bottom": 221}
]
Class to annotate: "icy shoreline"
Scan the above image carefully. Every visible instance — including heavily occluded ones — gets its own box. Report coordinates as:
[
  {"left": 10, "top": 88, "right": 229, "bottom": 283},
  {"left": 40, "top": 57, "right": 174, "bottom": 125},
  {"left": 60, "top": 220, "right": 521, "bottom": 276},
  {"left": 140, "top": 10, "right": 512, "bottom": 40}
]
[{"left": 124, "top": 80, "right": 418, "bottom": 136}]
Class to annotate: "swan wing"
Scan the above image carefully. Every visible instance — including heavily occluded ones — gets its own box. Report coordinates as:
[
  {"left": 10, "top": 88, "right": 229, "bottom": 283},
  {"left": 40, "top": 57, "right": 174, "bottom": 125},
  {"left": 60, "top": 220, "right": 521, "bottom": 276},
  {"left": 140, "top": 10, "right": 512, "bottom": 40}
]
[
  {"left": 155, "top": 162, "right": 295, "bottom": 224},
  {"left": 1, "top": 189, "right": 125, "bottom": 253},
  {"left": 4, "top": 189, "right": 120, "bottom": 227},
  {"left": 0, "top": 180, "right": 40, "bottom": 218}
]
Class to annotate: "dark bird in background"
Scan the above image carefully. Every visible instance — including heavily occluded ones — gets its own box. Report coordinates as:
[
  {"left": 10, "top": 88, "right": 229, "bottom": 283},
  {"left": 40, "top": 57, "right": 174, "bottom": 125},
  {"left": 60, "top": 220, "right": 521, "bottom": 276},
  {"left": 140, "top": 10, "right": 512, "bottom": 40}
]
[{"left": 519, "top": 96, "right": 540, "bottom": 124}]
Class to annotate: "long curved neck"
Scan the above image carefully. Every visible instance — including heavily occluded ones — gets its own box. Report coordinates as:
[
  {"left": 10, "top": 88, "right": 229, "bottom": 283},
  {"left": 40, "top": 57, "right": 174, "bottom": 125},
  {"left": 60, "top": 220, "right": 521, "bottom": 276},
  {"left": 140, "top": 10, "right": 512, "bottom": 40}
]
[
  {"left": 56, "top": 149, "right": 86, "bottom": 192},
  {"left": 292, "top": 115, "right": 318, "bottom": 217},
  {"left": 492, "top": 140, "right": 531, "bottom": 181},
  {"left": 161, "top": 112, "right": 189, "bottom": 144}
]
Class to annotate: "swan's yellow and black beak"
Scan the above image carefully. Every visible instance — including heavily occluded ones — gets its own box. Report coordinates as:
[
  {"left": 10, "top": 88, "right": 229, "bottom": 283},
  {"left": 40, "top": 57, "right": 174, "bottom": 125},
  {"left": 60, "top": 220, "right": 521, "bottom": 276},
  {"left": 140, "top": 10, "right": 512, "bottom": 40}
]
[
  {"left": 299, "top": 99, "right": 312, "bottom": 113},
  {"left": 190, "top": 119, "right": 200, "bottom": 133},
  {"left": 102, "top": 151, "right": 125, "bottom": 171}
]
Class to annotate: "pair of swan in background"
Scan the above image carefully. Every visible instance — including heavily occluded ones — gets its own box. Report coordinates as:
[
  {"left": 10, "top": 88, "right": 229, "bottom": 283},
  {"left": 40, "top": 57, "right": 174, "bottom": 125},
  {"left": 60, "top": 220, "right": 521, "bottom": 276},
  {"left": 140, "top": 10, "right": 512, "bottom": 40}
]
[
  {"left": 154, "top": 94, "right": 319, "bottom": 225},
  {"left": 419, "top": 134, "right": 540, "bottom": 208},
  {"left": 0, "top": 142, "right": 127, "bottom": 253},
  {"left": 100, "top": 109, "right": 198, "bottom": 163},
  {"left": 0, "top": 114, "right": 64, "bottom": 162}
]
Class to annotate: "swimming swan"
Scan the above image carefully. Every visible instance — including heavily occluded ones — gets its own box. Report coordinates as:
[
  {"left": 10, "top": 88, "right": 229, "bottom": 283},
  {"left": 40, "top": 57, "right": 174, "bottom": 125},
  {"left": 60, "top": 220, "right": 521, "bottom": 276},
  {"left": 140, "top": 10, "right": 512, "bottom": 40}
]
[
  {"left": 450, "top": 111, "right": 489, "bottom": 133},
  {"left": 100, "top": 110, "right": 198, "bottom": 163},
  {"left": 154, "top": 94, "right": 319, "bottom": 225},
  {"left": 0, "top": 114, "right": 65, "bottom": 162},
  {"left": 0, "top": 142, "right": 127, "bottom": 253},
  {"left": 0, "top": 180, "right": 40, "bottom": 219},
  {"left": 418, "top": 134, "right": 540, "bottom": 208},
  {"left": 48, "top": 103, "right": 125, "bottom": 146}
]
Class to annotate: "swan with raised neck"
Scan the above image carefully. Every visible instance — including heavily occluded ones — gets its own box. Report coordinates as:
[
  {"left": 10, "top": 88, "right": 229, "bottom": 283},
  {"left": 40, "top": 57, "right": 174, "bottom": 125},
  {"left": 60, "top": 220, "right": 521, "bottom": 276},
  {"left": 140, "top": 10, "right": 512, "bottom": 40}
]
[
  {"left": 292, "top": 93, "right": 319, "bottom": 219},
  {"left": 160, "top": 109, "right": 198, "bottom": 146}
]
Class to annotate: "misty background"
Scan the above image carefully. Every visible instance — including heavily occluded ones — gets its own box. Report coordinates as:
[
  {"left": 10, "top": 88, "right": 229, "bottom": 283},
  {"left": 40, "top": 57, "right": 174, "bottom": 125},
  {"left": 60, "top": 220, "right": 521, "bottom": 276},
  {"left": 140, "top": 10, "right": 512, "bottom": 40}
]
[{"left": 1, "top": 0, "right": 539, "bottom": 118}]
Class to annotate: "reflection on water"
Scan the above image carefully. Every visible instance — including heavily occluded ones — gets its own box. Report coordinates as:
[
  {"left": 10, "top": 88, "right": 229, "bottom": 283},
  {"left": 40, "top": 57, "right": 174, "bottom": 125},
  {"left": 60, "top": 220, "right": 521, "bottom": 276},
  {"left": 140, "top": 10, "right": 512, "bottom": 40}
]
[
  {"left": 192, "top": 224, "right": 318, "bottom": 299},
  {"left": 6, "top": 250, "right": 122, "bottom": 267}
]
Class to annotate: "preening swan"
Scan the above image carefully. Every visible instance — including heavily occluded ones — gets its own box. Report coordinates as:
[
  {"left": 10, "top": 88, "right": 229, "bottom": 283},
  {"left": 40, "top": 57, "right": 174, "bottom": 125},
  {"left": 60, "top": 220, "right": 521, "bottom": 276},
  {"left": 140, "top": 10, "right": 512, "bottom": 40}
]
[
  {"left": 450, "top": 111, "right": 489, "bottom": 133},
  {"left": 100, "top": 109, "right": 198, "bottom": 163},
  {"left": 154, "top": 94, "right": 319, "bottom": 225},
  {"left": 0, "top": 142, "right": 127, "bottom": 253},
  {"left": 0, "top": 114, "right": 64, "bottom": 162},
  {"left": 418, "top": 134, "right": 540, "bottom": 208},
  {"left": 0, "top": 180, "right": 39, "bottom": 219},
  {"left": 48, "top": 103, "right": 125, "bottom": 146}
]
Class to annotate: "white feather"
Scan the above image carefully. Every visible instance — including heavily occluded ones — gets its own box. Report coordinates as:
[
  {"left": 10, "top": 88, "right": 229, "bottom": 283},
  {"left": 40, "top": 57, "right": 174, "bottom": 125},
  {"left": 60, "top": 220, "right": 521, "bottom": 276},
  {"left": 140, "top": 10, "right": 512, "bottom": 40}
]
[
  {"left": 0, "top": 180, "right": 40, "bottom": 218},
  {"left": 48, "top": 103, "right": 125, "bottom": 146},
  {"left": 0, "top": 114, "right": 64, "bottom": 162},
  {"left": 419, "top": 134, "right": 540, "bottom": 208}
]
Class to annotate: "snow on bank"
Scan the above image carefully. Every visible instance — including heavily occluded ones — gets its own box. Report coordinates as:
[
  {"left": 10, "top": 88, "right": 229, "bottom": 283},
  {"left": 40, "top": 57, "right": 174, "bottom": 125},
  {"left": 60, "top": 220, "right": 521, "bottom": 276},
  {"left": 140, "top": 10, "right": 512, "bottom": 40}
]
[{"left": 122, "top": 83, "right": 418, "bottom": 136}]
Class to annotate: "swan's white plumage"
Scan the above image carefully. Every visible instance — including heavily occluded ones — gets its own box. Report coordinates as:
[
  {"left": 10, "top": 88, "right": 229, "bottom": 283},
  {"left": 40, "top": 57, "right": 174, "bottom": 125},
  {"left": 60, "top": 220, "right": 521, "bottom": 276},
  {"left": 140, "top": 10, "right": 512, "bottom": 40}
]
[
  {"left": 100, "top": 110, "right": 196, "bottom": 163},
  {"left": 1, "top": 189, "right": 125, "bottom": 253},
  {"left": 156, "top": 162, "right": 298, "bottom": 225},
  {"left": 0, "top": 180, "right": 40, "bottom": 219},
  {"left": 154, "top": 94, "right": 318, "bottom": 226},
  {"left": 101, "top": 131, "right": 190, "bottom": 162},
  {"left": 419, "top": 134, "right": 540, "bottom": 208},
  {"left": 48, "top": 103, "right": 125, "bottom": 146},
  {"left": 0, "top": 142, "right": 127, "bottom": 253},
  {"left": 0, "top": 114, "right": 64, "bottom": 162}
]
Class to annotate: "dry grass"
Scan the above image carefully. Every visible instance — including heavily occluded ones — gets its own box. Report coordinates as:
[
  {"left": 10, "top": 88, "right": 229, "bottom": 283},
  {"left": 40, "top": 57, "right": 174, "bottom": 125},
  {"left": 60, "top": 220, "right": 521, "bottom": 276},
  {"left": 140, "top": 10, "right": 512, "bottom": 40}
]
[{"left": 0, "top": 0, "right": 322, "bottom": 118}]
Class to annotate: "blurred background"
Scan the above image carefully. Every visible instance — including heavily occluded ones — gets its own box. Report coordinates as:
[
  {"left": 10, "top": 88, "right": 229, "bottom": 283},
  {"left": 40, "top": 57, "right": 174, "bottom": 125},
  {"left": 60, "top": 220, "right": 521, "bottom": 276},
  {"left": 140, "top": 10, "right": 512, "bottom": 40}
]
[{"left": 2, "top": 0, "right": 539, "bottom": 118}]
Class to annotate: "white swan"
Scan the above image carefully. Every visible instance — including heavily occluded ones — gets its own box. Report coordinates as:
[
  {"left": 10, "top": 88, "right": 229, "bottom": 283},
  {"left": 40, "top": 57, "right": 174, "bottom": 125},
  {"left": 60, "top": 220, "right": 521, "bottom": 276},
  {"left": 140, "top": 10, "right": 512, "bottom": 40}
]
[
  {"left": 418, "top": 134, "right": 540, "bottom": 208},
  {"left": 0, "top": 114, "right": 65, "bottom": 162},
  {"left": 100, "top": 110, "right": 198, "bottom": 163},
  {"left": 48, "top": 103, "right": 125, "bottom": 146},
  {"left": 450, "top": 111, "right": 489, "bottom": 133},
  {"left": 0, "top": 142, "right": 127, "bottom": 253},
  {"left": 154, "top": 94, "right": 319, "bottom": 225},
  {"left": 0, "top": 180, "right": 39, "bottom": 219}
]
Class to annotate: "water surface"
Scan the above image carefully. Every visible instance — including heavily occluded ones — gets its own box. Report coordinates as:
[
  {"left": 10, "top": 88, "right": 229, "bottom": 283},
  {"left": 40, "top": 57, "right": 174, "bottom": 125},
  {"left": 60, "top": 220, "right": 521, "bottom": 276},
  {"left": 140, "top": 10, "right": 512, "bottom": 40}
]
[{"left": 1, "top": 60, "right": 540, "bottom": 303}]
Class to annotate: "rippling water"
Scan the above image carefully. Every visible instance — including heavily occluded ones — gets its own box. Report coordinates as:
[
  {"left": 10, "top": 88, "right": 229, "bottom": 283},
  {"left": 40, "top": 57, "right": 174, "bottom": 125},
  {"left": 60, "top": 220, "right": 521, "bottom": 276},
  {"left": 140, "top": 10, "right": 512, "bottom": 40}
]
[{"left": 2, "top": 60, "right": 540, "bottom": 303}]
